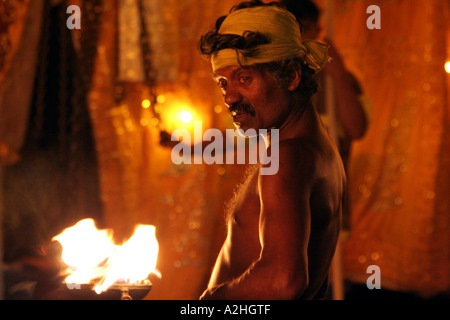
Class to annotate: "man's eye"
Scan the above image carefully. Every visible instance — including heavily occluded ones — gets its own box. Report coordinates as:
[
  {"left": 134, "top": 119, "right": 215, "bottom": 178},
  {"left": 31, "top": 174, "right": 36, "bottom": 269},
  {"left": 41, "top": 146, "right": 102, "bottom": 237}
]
[
  {"left": 239, "top": 76, "right": 251, "bottom": 83},
  {"left": 217, "top": 80, "right": 227, "bottom": 89}
]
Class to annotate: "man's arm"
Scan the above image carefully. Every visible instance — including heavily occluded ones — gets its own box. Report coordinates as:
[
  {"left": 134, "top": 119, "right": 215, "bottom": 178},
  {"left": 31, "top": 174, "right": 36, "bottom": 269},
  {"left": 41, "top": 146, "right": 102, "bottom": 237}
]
[{"left": 200, "top": 143, "right": 314, "bottom": 300}]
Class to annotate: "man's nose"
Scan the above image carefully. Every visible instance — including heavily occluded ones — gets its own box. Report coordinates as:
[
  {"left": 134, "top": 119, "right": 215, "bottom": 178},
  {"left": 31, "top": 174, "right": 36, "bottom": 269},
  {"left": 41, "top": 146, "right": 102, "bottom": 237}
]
[{"left": 223, "top": 85, "right": 242, "bottom": 107}]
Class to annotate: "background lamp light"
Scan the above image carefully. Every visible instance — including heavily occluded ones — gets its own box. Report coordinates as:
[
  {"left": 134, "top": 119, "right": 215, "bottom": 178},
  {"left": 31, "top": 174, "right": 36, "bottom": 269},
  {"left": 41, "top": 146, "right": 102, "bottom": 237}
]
[
  {"left": 445, "top": 61, "right": 450, "bottom": 74},
  {"left": 179, "top": 110, "right": 193, "bottom": 123}
]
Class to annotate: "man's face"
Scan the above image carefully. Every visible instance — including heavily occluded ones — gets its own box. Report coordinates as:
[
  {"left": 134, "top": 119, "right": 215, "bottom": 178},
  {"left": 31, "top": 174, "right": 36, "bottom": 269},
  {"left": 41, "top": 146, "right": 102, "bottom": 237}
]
[{"left": 214, "top": 65, "right": 292, "bottom": 133}]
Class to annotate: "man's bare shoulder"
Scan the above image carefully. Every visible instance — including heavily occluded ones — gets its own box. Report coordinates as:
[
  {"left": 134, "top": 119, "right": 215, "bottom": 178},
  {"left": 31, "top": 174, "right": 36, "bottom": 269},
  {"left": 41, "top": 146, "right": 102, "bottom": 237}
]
[
  {"left": 268, "top": 137, "right": 323, "bottom": 175},
  {"left": 263, "top": 136, "right": 345, "bottom": 189},
  {"left": 261, "top": 138, "right": 320, "bottom": 195}
]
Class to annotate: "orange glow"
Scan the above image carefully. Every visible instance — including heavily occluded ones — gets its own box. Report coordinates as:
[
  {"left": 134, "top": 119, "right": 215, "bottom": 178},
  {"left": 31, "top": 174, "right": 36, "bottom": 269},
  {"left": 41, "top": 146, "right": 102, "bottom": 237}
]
[
  {"left": 163, "top": 103, "right": 203, "bottom": 139},
  {"left": 445, "top": 61, "right": 450, "bottom": 74},
  {"left": 141, "top": 99, "right": 151, "bottom": 108},
  {"left": 156, "top": 95, "right": 166, "bottom": 104},
  {"left": 52, "top": 219, "right": 160, "bottom": 294},
  {"left": 179, "top": 110, "right": 193, "bottom": 123},
  {"left": 154, "top": 90, "right": 210, "bottom": 142}
]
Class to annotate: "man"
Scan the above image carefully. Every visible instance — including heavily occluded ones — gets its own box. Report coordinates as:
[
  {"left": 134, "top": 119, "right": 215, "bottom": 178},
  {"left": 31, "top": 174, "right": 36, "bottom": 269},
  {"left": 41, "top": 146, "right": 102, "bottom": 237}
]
[{"left": 198, "top": 1, "right": 346, "bottom": 300}]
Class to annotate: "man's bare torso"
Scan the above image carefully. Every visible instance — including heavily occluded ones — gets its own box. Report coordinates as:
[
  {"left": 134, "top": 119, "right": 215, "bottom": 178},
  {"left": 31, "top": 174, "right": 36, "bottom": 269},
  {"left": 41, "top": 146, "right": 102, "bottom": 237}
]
[{"left": 207, "top": 116, "right": 345, "bottom": 299}]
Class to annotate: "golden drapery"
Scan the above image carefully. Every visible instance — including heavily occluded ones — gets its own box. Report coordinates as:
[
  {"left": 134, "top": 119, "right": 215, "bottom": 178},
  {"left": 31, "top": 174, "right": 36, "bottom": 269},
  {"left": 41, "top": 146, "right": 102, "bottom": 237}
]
[
  {"left": 0, "top": 0, "right": 242, "bottom": 299},
  {"left": 331, "top": 0, "right": 449, "bottom": 295},
  {"left": 87, "top": 0, "right": 242, "bottom": 299},
  {"left": 0, "top": 0, "right": 37, "bottom": 164}
]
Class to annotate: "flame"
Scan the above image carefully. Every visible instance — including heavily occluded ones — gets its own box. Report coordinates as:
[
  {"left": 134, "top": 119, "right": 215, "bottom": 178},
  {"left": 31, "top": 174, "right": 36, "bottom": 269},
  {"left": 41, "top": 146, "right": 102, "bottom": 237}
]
[{"left": 52, "top": 219, "right": 160, "bottom": 294}]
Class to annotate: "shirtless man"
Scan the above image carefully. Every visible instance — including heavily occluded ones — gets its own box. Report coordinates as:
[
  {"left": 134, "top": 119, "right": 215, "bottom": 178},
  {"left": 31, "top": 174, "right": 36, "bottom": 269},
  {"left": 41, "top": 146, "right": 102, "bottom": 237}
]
[{"left": 198, "top": 1, "right": 346, "bottom": 300}]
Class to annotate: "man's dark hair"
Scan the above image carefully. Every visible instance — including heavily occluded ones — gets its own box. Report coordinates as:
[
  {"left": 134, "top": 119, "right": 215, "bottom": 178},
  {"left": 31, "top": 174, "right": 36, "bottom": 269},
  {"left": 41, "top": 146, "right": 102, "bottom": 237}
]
[
  {"left": 280, "top": 0, "right": 321, "bottom": 24},
  {"left": 198, "top": 0, "right": 318, "bottom": 103}
]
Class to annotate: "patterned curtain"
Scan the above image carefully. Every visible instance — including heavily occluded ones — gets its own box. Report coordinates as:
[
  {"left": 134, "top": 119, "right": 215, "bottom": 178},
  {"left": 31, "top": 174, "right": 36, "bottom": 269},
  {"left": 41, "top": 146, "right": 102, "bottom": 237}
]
[
  {"left": 87, "top": 0, "right": 241, "bottom": 299},
  {"left": 1, "top": 0, "right": 103, "bottom": 264},
  {"left": 330, "top": 0, "right": 449, "bottom": 296},
  {"left": 0, "top": 0, "right": 37, "bottom": 164},
  {"left": 0, "top": 0, "right": 243, "bottom": 300}
]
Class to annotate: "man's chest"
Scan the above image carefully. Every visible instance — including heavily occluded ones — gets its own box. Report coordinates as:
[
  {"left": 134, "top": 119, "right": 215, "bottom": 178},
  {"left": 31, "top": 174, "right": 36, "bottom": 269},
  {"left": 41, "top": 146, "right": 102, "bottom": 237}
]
[
  {"left": 224, "top": 167, "right": 262, "bottom": 268},
  {"left": 227, "top": 166, "right": 260, "bottom": 227}
]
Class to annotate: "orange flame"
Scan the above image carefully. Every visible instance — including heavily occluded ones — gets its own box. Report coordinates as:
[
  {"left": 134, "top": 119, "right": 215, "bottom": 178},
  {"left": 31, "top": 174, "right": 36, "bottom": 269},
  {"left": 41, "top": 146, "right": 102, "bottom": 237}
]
[{"left": 52, "top": 219, "right": 160, "bottom": 294}]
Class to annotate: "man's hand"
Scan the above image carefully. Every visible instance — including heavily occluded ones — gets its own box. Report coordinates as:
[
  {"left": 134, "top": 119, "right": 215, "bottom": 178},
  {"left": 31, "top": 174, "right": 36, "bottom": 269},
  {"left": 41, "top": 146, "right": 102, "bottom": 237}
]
[
  {"left": 199, "top": 288, "right": 212, "bottom": 300},
  {"left": 199, "top": 284, "right": 225, "bottom": 300}
]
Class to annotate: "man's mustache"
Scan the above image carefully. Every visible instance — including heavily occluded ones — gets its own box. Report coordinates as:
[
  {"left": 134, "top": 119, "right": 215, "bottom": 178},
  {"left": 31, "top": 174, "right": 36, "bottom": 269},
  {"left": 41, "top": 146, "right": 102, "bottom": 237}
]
[{"left": 228, "top": 102, "right": 255, "bottom": 116}]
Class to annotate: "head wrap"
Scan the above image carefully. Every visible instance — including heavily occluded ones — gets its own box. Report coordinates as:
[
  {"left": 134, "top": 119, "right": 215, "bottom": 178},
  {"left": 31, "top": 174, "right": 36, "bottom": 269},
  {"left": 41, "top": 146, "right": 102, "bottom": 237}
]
[{"left": 211, "top": 5, "right": 329, "bottom": 73}]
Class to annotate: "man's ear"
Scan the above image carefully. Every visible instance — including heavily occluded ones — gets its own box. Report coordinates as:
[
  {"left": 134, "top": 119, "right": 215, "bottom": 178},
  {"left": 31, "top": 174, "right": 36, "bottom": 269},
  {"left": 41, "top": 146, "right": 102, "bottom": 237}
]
[{"left": 286, "top": 62, "right": 302, "bottom": 91}]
